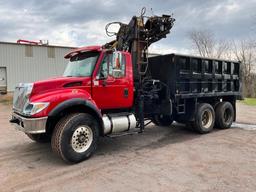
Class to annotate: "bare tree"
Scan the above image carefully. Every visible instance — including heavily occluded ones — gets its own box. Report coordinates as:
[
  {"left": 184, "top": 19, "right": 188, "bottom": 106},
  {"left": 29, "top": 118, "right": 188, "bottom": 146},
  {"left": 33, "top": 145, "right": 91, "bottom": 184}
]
[
  {"left": 188, "top": 29, "right": 230, "bottom": 59},
  {"left": 233, "top": 39, "right": 256, "bottom": 97},
  {"left": 216, "top": 40, "right": 231, "bottom": 59},
  {"left": 189, "top": 30, "right": 213, "bottom": 57}
]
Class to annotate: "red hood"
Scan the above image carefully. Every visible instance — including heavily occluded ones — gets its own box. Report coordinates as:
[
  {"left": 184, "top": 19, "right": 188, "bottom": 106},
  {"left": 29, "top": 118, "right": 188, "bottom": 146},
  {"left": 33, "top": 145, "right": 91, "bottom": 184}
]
[{"left": 31, "top": 76, "right": 91, "bottom": 96}]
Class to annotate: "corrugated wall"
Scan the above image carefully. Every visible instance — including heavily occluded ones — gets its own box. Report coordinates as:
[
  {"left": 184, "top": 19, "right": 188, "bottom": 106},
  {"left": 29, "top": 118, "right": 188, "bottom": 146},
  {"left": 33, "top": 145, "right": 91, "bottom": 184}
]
[{"left": 0, "top": 43, "right": 74, "bottom": 91}]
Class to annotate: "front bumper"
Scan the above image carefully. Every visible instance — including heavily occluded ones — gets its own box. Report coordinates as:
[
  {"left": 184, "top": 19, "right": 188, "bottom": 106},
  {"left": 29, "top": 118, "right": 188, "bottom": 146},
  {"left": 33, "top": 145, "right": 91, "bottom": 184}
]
[{"left": 10, "top": 113, "right": 47, "bottom": 134}]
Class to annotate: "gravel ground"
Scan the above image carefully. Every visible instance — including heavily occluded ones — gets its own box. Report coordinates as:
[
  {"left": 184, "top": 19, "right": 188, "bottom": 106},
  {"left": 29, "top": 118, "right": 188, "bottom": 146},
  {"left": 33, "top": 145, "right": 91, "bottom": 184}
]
[
  {"left": 236, "top": 102, "right": 256, "bottom": 124},
  {"left": 0, "top": 103, "right": 256, "bottom": 192}
]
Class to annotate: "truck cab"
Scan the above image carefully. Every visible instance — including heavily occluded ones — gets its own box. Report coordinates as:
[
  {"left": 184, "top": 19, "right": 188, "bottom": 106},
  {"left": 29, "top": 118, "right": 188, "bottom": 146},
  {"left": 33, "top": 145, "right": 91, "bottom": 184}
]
[
  {"left": 64, "top": 46, "right": 134, "bottom": 110},
  {"left": 10, "top": 46, "right": 137, "bottom": 163}
]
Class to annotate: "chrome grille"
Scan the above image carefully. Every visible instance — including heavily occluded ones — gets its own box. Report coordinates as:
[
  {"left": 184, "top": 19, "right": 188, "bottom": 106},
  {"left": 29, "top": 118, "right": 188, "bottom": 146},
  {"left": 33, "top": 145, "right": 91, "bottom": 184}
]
[{"left": 13, "top": 83, "right": 31, "bottom": 113}]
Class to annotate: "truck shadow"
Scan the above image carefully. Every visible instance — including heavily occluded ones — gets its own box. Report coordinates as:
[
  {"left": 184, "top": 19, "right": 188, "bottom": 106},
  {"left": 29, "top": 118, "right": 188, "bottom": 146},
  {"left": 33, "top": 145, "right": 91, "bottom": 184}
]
[
  {"left": 7, "top": 123, "right": 224, "bottom": 165},
  {"left": 96, "top": 123, "right": 221, "bottom": 155},
  {"left": 17, "top": 142, "right": 65, "bottom": 165}
]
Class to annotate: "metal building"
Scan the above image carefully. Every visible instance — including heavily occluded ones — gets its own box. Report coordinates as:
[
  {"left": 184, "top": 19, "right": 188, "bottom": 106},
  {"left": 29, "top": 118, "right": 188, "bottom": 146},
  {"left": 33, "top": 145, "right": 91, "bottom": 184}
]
[{"left": 0, "top": 41, "right": 74, "bottom": 93}]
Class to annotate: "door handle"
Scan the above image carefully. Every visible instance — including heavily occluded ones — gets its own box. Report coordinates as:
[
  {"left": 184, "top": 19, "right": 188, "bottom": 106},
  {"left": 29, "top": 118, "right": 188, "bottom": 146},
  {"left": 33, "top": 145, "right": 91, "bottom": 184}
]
[{"left": 124, "top": 88, "right": 129, "bottom": 98}]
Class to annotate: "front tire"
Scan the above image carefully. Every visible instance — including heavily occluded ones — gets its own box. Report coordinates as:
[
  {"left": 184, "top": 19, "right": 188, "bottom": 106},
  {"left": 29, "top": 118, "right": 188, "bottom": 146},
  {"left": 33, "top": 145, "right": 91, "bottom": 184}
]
[
  {"left": 193, "top": 103, "right": 215, "bottom": 134},
  {"left": 26, "top": 133, "right": 51, "bottom": 143},
  {"left": 51, "top": 113, "right": 99, "bottom": 163}
]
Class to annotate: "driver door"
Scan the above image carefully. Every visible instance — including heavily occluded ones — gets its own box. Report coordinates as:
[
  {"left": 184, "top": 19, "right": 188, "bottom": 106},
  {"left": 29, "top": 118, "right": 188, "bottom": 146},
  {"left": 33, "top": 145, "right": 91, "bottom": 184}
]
[{"left": 92, "top": 51, "right": 133, "bottom": 110}]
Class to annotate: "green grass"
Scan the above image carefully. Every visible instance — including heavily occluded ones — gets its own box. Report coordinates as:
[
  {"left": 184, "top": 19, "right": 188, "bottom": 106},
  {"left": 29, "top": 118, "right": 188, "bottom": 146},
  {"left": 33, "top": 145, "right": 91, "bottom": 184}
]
[{"left": 242, "top": 98, "right": 256, "bottom": 106}]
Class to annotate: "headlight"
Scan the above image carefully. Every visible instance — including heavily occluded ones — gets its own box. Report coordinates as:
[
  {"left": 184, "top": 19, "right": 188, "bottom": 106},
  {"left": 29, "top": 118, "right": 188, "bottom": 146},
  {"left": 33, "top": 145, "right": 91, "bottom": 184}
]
[{"left": 23, "top": 102, "right": 49, "bottom": 116}]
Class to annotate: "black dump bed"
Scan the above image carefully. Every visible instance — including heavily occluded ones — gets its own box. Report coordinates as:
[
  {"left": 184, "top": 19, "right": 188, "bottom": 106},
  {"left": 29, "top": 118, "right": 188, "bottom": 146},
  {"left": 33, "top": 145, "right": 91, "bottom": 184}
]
[{"left": 148, "top": 54, "right": 242, "bottom": 99}]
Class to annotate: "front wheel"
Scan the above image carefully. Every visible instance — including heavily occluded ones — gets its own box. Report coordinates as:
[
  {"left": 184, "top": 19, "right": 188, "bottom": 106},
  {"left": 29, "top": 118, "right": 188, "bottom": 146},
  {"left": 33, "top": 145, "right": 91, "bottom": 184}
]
[{"left": 51, "top": 113, "right": 99, "bottom": 163}]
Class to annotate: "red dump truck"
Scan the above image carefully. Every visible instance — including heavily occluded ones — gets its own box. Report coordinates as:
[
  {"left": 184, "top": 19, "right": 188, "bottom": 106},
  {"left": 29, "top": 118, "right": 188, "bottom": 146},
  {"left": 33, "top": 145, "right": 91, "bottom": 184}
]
[{"left": 10, "top": 9, "right": 242, "bottom": 163}]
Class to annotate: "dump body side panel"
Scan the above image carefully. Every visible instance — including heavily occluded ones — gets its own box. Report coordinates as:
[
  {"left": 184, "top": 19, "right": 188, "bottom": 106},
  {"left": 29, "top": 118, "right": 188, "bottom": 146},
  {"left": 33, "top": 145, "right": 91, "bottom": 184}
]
[
  {"left": 148, "top": 54, "right": 242, "bottom": 99},
  {"left": 148, "top": 54, "right": 242, "bottom": 122}
]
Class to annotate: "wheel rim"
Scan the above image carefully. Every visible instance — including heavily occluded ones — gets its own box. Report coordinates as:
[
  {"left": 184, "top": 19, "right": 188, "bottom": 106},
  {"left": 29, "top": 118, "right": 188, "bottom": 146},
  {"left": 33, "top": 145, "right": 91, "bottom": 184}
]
[
  {"left": 201, "top": 110, "right": 213, "bottom": 129},
  {"left": 224, "top": 108, "right": 232, "bottom": 123},
  {"left": 71, "top": 126, "right": 93, "bottom": 153}
]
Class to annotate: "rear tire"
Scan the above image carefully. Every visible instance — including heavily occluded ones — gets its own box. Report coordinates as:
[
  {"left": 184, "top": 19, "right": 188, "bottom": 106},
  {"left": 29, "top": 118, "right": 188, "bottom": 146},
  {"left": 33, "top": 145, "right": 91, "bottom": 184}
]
[
  {"left": 51, "top": 113, "right": 99, "bottom": 163},
  {"left": 193, "top": 103, "right": 215, "bottom": 134},
  {"left": 152, "top": 115, "right": 173, "bottom": 127},
  {"left": 215, "top": 102, "right": 234, "bottom": 129},
  {"left": 26, "top": 133, "right": 51, "bottom": 143}
]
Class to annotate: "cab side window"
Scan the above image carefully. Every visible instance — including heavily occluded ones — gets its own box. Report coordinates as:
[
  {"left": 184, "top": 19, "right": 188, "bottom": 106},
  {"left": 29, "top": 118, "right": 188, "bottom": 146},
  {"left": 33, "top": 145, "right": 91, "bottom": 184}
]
[{"left": 98, "top": 52, "right": 126, "bottom": 79}]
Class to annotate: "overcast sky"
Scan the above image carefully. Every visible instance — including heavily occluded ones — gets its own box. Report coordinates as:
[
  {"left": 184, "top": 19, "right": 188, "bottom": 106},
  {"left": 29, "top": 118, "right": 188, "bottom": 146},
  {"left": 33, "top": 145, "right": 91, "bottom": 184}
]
[{"left": 0, "top": 0, "right": 255, "bottom": 54}]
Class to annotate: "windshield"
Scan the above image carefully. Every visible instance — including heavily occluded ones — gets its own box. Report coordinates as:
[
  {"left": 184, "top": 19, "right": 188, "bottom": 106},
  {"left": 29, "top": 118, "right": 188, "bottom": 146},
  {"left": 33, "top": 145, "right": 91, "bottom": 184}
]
[{"left": 63, "top": 51, "right": 99, "bottom": 77}]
